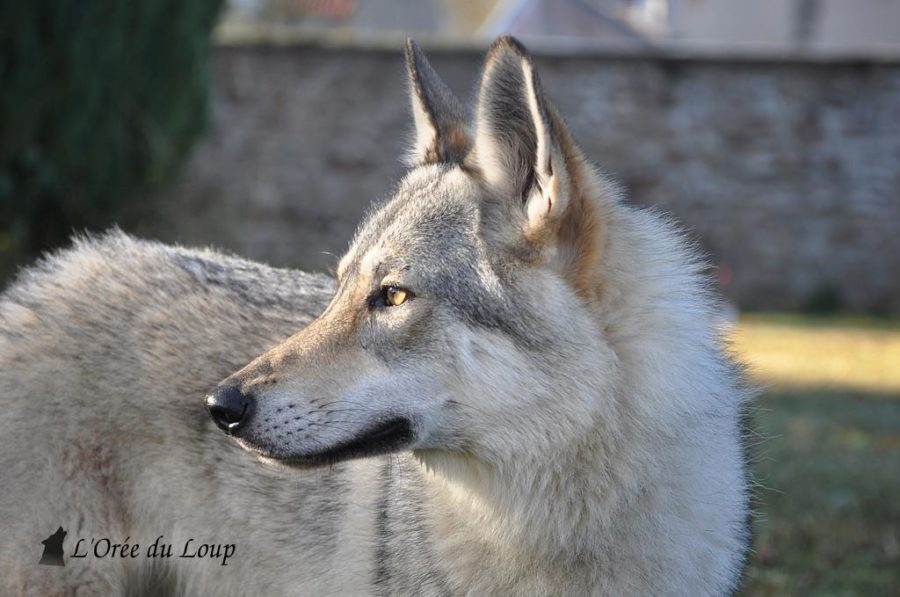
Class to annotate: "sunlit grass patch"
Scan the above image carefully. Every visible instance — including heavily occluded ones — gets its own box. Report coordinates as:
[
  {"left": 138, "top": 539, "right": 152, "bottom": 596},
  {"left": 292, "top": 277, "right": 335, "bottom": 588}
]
[{"left": 729, "top": 314, "right": 900, "bottom": 394}]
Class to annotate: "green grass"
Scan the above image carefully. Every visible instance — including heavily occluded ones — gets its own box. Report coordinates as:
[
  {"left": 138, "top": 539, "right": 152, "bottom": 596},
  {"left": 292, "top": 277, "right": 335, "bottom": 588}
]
[{"left": 735, "top": 316, "right": 900, "bottom": 596}]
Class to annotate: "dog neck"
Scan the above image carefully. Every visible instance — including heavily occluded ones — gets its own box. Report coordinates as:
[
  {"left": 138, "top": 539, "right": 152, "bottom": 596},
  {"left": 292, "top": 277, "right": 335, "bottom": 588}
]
[{"left": 413, "top": 419, "right": 641, "bottom": 564}]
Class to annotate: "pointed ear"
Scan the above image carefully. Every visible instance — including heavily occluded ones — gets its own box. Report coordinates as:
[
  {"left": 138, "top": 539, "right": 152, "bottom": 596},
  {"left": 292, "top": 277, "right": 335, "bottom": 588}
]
[
  {"left": 404, "top": 39, "right": 470, "bottom": 167},
  {"left": 471, "top": 36, "right": 572, "bottom": 240},
  {"left": 472, "top": 37, "right": 604, "bottom": 297}
]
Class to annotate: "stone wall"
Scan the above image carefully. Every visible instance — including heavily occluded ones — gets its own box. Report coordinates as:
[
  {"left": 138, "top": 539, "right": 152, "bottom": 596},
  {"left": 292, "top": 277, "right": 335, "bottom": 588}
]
[{"left": 163, "top": 45, "right": 900, "bottom": 313}]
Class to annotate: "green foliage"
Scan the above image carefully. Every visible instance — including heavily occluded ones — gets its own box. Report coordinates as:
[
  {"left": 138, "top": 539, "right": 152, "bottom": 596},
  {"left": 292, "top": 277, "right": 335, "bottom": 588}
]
[{"left": 0, "top": 0, "right": 222, "bottom": 282}]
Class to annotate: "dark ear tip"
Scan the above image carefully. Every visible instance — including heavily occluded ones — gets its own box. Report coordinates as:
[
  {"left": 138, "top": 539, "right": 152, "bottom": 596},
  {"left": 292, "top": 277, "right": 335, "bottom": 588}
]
[
  {"left": 405, "top": 38, "right": 423, "bottom": 80},
  {"left": 487, "top": 35, "right": 531, "bottom": 61}
]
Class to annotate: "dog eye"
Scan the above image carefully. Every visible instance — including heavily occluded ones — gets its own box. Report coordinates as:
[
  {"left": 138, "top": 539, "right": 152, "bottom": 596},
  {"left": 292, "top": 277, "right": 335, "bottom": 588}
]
[
  {"left": 368, "top": 285, "right": 413, "bottom": 309},
  {"left": 384, "top": 286, "right": 409, "bottom": 307}
]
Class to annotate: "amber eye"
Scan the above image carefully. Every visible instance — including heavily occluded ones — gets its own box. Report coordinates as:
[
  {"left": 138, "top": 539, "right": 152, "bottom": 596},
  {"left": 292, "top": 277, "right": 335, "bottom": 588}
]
[{"left": 384, "top": 286, "right": 409, "bottom": 307}]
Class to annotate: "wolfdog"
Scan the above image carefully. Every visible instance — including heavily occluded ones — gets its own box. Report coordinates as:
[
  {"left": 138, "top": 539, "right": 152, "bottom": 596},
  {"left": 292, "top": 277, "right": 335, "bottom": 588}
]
[{"left": 0, "top": 37, "right": 750, "bottom": 595}]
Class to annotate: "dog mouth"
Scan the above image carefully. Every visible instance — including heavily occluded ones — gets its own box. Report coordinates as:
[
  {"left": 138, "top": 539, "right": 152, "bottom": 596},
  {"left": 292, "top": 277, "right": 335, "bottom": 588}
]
[{"left": 242, "top": 417, "right": 415, "bottom": 469}]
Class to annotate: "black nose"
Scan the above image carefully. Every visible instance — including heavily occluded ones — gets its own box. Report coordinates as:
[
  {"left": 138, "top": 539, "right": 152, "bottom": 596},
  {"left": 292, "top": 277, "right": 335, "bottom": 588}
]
[{"left": 206, "top": 384, "right": 255, "bottom": 434}]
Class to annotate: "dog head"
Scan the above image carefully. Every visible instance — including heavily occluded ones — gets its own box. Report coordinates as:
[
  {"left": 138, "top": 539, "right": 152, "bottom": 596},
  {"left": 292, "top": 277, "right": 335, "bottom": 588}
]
[{"left": 207, "top": 37, "right": 617, "bottom": 472}]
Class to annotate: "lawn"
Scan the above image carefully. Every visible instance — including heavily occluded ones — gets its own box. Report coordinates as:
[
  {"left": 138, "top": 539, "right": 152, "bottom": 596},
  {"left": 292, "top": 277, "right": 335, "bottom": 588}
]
[{"left": 731, "top": 314, "right": 900, "bottom": 596}]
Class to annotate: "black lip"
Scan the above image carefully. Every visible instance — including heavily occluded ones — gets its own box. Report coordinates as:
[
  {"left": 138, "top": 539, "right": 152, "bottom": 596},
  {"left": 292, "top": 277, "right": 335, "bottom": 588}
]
[{"left": 270, "top": 418, "right": 414, "bottom": 468}]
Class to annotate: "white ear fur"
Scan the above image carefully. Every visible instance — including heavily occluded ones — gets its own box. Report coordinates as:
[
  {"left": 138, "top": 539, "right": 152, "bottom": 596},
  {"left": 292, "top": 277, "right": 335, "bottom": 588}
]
[
  {"left": 409, "top": 92, "right": 439, "bottom": 166},
  {"left": 521, "top": 58, "right": 567, "bottom": 233}
]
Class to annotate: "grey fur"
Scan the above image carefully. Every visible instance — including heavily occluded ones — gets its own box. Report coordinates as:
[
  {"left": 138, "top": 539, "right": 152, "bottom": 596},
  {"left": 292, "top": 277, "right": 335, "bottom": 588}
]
[
  {"left": 1, "top": 37, "right": 751, "bottom": 596},
  {"left": 405, "top": 40, "right": 470, "bottom": 166}
]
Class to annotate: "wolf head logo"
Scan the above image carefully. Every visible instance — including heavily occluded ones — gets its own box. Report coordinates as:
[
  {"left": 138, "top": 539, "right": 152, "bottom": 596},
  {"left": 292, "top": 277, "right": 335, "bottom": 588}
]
[{"left": 39, "top": 527, "right": 66, "bottom": 567}]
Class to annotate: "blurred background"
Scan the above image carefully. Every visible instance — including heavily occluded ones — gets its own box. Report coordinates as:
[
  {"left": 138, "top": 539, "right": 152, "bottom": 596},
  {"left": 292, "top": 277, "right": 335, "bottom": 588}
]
[{"left": 1, "top": 1, "right": 898, "bottom": 594}]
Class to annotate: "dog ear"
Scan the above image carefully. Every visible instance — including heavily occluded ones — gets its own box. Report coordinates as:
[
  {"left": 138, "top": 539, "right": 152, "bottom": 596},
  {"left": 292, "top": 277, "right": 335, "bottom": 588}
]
[
  {"left": 404, "top": 39, "right": 470, "bottom": 167},
  {"left": 472, "top": 36, "right": 603, "bottom": 298},
  {"left": 471, "top": 36, "right": 570, "bottom": 239}
]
